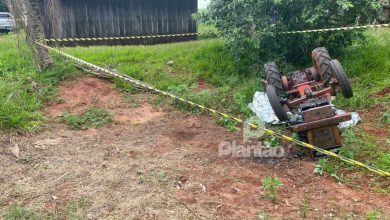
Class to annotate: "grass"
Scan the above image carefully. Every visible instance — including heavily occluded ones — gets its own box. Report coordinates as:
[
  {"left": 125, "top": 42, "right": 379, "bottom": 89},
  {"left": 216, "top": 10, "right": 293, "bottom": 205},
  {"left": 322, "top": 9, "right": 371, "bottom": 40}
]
[
  {"left": 0, "top": 34, "right": 79, "bottom": 130},
  {"left": 5, "top": 198, "right": 87, "bottom": 220},
  {"left": 61, "top": 107, "right": 112, "bottom": 130},
  {"left": 65, "top": 198, "right": 87, "bottom": 219},
  {"left": 341, "top": 127, "right": 390, "bottom": 174},
  {"left": 64, "top": 39, "right": 262, "bottom": 121},
  {"left": 367, "top": 210, "right": 385, "bottom": 220},
  {"left": 334, "top": 29, "right": 390, "bottom": 110},
  {"left": 4, "top": 205, "right": 53, "bottom": 220},
  {"left": 380, "top": 109, "right": 390, "bottom": 125}
]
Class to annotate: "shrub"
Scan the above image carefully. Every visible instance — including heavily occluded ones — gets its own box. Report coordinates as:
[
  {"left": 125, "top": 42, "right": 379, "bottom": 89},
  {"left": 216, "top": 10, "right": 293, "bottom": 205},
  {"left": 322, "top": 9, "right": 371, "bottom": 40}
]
[
  {"left": 195, "top": 0, "right": 388, "bottom": 72},
  {"left": 61, "top": 108, "right": 112, "bottom": 130}
]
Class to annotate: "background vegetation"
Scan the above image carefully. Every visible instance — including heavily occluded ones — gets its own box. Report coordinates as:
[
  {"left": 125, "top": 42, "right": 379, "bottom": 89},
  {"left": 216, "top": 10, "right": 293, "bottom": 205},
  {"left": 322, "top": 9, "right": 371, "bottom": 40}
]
[
  {"left": 0, "top": 0, "right": 8, "bottom": 12},
  {"left": 195, "top": 0, "right": 389, "bottom": 74}
]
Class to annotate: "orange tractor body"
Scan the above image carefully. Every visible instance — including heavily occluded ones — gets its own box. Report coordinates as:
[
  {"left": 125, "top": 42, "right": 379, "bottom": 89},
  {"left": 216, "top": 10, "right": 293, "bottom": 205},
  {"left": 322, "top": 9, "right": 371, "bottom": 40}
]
[{"left": 265, "top": 47, "right": 353, "bottom": 158}]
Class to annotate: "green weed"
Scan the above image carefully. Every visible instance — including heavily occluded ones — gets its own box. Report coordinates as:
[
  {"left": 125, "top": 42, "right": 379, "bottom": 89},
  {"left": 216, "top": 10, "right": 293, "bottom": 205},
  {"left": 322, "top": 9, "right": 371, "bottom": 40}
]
[
  {"left": 151, "top": 170, "right": 169, "bottom": 187},
  {"left": 218, "top": 117, "right": 239, "bottom": 132},
  {"left": 261, "top": 176, "right": 283, "bottom": 202},
  {"left": 258, "top": 210, "right": 269, "bottom": 220},
  {"left": 380, "top": 110, "right": 390, "bottom": 125},
  {"left": 61, "top": 107, "right": 112, "bottom": 130},
  {"left": 375, "top": 153, "right": 390, "bottom": 173},
  {"left": 4, "top": 205, "right": 53, "bottom": 220},
  {"left": 66, "top": 198, "right": 87, "bottom": 220},
  {"left": 136, "top": 170, "right": 169, "bottom": 187},
  {"left": 314, "top": 159, "right": 340, "bottom": 181},
  {"left": 263, "top": 136, "right": 281, "bottom": 148},
  {"left": 342, "top": 128, "right": 384, "bottom": 163},
  {"left": 299, "top": 193, "right": 310, "bottom": 219},
  {"left": 366, "top": 209, "right": 384, "bottom": 220}
]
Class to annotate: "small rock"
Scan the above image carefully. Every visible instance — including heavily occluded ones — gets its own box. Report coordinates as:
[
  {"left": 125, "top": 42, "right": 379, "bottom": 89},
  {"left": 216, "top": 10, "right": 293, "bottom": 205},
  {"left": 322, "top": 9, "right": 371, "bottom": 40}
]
[
  {"left": 231, "top": 187, "right": 240, "bottom": 193},
  {"left": 9, "top": 144, "right": 20, "bottom": 158},
  {"left": 200, "top": 183, "right": 206, "bottom": 193},
  {"left": 87, "top": 213, "right": 94, "bottom": 219},
  {"left": 34, "top": 138, "right": 62, "bottom": 150}
]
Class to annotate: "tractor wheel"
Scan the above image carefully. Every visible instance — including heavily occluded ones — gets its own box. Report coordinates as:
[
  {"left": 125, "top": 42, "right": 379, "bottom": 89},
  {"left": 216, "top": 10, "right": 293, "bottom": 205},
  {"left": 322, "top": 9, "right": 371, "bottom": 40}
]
[
  {"left": 309, "top": 67, "right": 320, "bottom": 82},
  {"left": 264, "top": 62, "right": 284, "bottom": 96},
  {"left": 330, "top": 59, "right": 353, "bottom": 98},
  {"left": 266, "top": 85, "right": 288, "bottom": 122},
  {"left": 312, "top": 47, "right": 333, "bottom": 86}
]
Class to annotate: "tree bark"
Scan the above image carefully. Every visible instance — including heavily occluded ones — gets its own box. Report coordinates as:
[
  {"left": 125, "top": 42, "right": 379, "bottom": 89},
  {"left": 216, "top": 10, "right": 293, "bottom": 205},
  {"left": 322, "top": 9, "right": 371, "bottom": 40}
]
[{"left": 25, "top": 0, "right": 52, "bottom": 70}]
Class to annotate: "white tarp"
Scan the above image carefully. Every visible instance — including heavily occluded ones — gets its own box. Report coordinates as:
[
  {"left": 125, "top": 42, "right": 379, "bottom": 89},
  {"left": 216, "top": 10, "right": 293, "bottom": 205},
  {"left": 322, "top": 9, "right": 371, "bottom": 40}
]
[
  {"left": 248, "top": 92, "right": 280, "bottom": 124},
  {"left": 248, "top": 92, "right": 361, "bottom": 128},
  {"left": 335, "top": 109, "right": 361, "bottom": 129}
]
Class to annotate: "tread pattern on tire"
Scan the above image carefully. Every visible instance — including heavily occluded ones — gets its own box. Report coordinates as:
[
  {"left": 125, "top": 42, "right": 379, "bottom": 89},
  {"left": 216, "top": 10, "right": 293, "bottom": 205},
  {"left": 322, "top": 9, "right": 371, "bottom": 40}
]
[
  {"left": 264, "top": 62, "right": 284, "bottom": 96},
  {"left": 330, "top": 59, "right": 353, "bottom": 98},
  {"left": 312, "top": 47, "right": 333, "bottom": 86},
  {"left": 266, "top": 85, "right": 288, "bottom": 122}
]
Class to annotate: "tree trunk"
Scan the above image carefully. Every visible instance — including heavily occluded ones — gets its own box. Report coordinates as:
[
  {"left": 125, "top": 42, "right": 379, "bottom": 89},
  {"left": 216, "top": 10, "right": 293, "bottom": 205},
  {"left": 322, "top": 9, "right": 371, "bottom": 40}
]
[{"left": 24, "top": 0, "right": 52, "bottom": 70}]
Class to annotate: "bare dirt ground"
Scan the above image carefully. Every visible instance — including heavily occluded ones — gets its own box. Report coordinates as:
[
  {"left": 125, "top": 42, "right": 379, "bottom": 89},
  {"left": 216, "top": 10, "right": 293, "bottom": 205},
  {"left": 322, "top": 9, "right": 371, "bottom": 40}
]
[{"left": 0, "top": 77, "right": 389, "bottom": 219}]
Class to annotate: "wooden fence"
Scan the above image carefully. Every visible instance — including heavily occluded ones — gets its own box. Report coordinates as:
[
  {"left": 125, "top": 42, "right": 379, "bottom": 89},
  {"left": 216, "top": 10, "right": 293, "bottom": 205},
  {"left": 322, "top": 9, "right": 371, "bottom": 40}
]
[{"left": 38, "top": 0, "right": 197, "bottom": 44}]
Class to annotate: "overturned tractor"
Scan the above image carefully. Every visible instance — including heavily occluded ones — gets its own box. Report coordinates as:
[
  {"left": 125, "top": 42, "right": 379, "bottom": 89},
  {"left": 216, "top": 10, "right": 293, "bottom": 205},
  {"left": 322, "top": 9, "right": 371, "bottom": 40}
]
[{"left": 265, "top": 47, "right": 353, "bottom": 158}]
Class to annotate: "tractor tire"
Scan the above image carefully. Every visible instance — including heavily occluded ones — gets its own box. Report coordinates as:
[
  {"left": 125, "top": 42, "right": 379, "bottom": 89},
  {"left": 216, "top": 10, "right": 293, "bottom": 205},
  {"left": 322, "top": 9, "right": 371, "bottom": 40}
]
[
  {"left": 310, "top": 67, "right": 320, "bottom": 82},
  {"left": 266, "top": 85, "right": 288, "bottom": 122},
  {"left": 264, "top": 62, "right": 284, "bottom": 96},
  {"left": 330, "top": 59, "right": 353, "bottom": 98},
  {"left": 312, "top": 47, "right": 333, "bottom": 86}
]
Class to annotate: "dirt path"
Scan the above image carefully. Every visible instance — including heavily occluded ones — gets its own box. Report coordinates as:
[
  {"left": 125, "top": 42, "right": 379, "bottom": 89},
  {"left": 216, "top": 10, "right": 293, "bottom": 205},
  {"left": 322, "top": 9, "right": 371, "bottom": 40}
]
[{"left": 0, "top": 77, "right": 389, "bottom": 219}]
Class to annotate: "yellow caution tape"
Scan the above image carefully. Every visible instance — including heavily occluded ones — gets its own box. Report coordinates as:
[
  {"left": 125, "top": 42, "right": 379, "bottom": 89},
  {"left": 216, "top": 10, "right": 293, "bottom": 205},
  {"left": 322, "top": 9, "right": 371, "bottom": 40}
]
[
  {"left": 35, "top": 40, "right": 390, "bottom": 177},
  {"left": 277, "top": 23, "right": 390, "bottom": 34},
  {"left": 40, "top": 31, "right": 218, "bottom": 43},
  {"left": 38, "top": 23, "right": 390, "bottom": 43}
]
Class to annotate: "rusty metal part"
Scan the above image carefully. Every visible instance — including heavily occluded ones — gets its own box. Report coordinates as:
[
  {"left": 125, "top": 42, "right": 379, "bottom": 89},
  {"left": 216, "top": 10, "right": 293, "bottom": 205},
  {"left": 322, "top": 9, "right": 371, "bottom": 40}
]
[
  {"left": 287, "top": 87, "right": 332, "bottom": 108},
  {"left": 300, "top": 98, "right": 329, "bottom": 111},
  {"left": 291, "top": 113, "right": 352, "bottom": 132},
  {"left": 282, "top": 75, "right": 289, "bottom": 91},
  {"left": 307, "top": 125, "right": 343, "bottom": 158},
  {"left": 302, "top": 105, "right": 334, "bottom": 122},
  {"left": 285, "top": 82, "right": 328, "bottom": 94},
  {"left": 307, "top": 125, "right": 342, "bottom": 149},
  {"left": 290, "top": 71, "right": 309, "bottom": 85}
]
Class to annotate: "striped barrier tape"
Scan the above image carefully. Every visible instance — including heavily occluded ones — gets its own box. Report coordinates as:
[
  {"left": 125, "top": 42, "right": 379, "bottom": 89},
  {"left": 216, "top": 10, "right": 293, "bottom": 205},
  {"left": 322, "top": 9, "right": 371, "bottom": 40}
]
[
  {"left": 35, "top": 40, "right": 390, "bottom": 177},
  {"left": 276, "top": 23, "right": 390, "bottom": 34},
  {"left": 39, "top": 23, "right": 390, "bottom": 43},
  {"left": 41, "top": 31, "right": 217, "bottom": 43}
]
